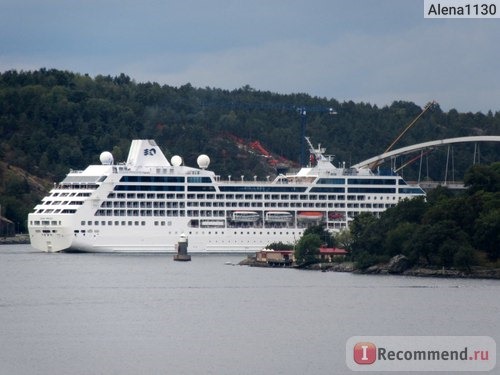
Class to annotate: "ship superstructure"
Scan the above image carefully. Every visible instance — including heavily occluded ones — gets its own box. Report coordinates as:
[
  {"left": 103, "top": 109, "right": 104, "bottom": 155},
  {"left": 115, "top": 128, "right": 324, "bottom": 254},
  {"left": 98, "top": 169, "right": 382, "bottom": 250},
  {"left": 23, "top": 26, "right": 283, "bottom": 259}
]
[{"left": 28, "top": 139, "right": 425, "bottom": 253}]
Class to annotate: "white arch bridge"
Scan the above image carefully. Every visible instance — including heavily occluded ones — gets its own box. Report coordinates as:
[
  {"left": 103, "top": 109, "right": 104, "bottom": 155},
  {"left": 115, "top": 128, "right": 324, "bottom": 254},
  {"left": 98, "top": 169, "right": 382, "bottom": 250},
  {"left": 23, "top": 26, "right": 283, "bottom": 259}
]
[{"left": 351, "top": 136, "right": 500, "bottom": 189}]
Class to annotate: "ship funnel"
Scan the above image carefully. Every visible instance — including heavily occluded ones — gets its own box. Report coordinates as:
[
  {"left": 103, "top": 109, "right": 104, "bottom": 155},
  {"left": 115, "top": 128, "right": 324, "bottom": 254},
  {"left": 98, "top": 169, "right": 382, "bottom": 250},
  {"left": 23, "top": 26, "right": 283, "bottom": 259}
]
[{"left": 126, "top": 140, "right": 171, "bottom": 168}]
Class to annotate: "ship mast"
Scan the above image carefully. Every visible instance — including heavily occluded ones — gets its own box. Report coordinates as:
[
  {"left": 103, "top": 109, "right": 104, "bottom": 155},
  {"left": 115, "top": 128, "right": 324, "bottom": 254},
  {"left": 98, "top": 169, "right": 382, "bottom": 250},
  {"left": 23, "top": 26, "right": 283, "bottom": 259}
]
[{"left": 305, "top": 136, "right": 329, "bottom": 166}]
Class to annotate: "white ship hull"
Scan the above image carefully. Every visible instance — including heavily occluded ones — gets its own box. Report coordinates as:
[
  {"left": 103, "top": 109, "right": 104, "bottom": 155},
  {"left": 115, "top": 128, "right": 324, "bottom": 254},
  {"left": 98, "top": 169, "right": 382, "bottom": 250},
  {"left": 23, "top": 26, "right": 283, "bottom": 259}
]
[
  {"left": 28, "top": 217, "right": 303, "bottom": 253},
  {"left": 27, "top": 139, "right": 425, "bottom": 253}
]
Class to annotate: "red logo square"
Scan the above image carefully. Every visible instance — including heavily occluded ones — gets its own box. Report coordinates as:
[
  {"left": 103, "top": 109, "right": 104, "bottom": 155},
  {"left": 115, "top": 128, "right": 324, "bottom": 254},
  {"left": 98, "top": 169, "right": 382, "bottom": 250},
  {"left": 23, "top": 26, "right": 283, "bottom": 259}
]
[{"left": 353, "top": 342, "right": 377, "bottom": 365}]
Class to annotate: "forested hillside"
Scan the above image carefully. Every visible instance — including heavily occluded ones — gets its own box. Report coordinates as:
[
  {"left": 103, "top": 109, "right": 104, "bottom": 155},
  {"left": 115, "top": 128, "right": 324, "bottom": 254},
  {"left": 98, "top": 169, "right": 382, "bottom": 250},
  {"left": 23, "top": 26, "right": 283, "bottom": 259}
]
[{"left": 1, "top": 68, "right": 499, "bottom": 231}]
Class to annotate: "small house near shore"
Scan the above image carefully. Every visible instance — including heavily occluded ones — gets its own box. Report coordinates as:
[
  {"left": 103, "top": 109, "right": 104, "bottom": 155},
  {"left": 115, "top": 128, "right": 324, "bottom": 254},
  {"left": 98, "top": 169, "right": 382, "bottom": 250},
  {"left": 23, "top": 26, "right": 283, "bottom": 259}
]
[
  {"left": 256, "top": 249, "right": 294, "bottom": 267},
  {"left": 318, "top": 246, "right": 348, "bottom": 262},
  {"left": 255, "top": 246, "right": 348, "bottom": 267}
]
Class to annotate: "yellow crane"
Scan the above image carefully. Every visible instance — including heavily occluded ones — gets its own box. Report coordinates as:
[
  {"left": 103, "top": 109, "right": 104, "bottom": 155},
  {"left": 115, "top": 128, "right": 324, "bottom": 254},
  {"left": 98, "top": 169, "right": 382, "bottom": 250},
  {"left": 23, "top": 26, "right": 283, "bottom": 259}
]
[{"left": 369, "top": 100, "right": 436, "bottom": 170}]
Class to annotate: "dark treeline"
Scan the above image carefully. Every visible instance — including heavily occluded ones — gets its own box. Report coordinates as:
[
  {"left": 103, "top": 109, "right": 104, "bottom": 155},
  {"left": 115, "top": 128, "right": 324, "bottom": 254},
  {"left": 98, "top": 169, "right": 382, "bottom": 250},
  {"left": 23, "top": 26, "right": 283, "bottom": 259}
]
[
  {"left": 1, "top": 68, "right": 499, "bottom": 231},
  {"left": 348, "top": 163, "right": 500, "bottom": 268}
]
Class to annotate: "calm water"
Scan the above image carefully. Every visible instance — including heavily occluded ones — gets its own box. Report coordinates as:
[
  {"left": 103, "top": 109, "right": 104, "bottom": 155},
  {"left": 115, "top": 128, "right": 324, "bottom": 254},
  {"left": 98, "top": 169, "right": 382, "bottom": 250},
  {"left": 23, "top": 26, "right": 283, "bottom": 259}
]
[{"left": 0, "top": 245, "right": 498, "bottom": 375}]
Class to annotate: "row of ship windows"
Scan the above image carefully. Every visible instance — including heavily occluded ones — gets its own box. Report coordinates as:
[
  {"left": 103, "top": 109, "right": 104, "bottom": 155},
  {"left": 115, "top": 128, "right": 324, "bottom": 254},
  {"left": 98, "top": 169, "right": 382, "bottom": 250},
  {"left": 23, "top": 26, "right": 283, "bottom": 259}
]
[
  {"left": 183, "top": 227, "right": 350, "bottom": 236},
  {"left": 77, "top": 222, "right": 329, "bottom": 231},
  {"left": 41, "top": 200, "right": 83, "bottom": 206},
  {"left": 317, "top": 178, "right": 399, "bottom": 185},
  {"left": 42, "top": 196, "right": 397, "bottom": 209},
  {"left": 106, "top": 192, "right": 402, "bottom": 201},
  {"left": 32, "top": 220, "right": 350, "bottom": 232},
  {"left": 185, "top": 226, "right": 353, "bottom": 234},
  {"left": 74, "top": 225, "right": 349, "bottom": 235},
  {"left": 31, "top": 220, "right": 62, "bottom": 226},
  {"left": 54, "top": 184, "right": 96, "bottom": 191},
  {"left": 32, "top": 201, "right": 397, "bottom": 216},
  {"left": 79, "top": 212, "right": 389, "bottom": 229},
  {"left": 100, "top": 201, "right": 395, "bottom": 209},
  {"left": 79, "top": 221, "right": 299, "bottom": 229},
  {"left": 94, "top": 204, "right": 395, "bottom": 218},
  {"left": 32, "top": 209, "right": 77, "bottom": 214},
  {"left": 45, "top": 190, "right": 417, "bottom": 203},
  {"left": 118, "top": 176, "right": 405, "bottom": 186},
  {"left": 49, "top": 192, "right": 91, "bottom": 197},
  {"left": 79, "top": 220, "right": 166, "bottom": 227},
  {"left": 113, "top": 185, "right": 421, "bottom": 194},
  {"left": 119, "top": 176, "right": 212, "bottom": 183},
  {"left": 116, "top": 185, "right": 400, "bottom": 193}
]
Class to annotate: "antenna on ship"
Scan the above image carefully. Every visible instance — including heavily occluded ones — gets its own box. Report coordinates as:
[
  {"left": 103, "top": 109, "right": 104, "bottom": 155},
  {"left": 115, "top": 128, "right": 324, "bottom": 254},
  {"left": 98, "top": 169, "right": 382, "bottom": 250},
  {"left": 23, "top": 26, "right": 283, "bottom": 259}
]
[
  {"left": 298, "top": 107, "right": 337, "bottom": 167},
  {"left": 305, "top": 136, "right": 331, "bottom": 167}
]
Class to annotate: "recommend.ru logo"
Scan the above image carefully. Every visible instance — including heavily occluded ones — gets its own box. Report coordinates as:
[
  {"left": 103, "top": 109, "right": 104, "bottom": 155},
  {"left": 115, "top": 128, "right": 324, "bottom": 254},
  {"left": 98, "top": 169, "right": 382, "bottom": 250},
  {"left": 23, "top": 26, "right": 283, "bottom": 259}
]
[
  {"left": 346, "top": 336, "right": 496, "bottom": 372},
  {"left": 353, "top": 342, "right": 377, "bottom": 365}
]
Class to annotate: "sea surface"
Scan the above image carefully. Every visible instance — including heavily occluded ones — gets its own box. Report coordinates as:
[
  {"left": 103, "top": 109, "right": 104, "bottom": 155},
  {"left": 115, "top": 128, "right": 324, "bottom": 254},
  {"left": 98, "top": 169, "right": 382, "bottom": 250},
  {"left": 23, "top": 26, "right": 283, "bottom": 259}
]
[{"left": 0, "top": 245, "right": 498, "bottom": 375}]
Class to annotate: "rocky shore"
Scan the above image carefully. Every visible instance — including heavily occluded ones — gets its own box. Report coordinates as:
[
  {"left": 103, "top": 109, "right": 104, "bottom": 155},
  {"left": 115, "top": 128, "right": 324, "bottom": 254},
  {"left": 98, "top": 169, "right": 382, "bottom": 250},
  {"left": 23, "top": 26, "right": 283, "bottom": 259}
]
[
  {"left": 240, "top": 254, "right": 500, "bottom": 279},
  {"left": 346, "top": 254, "right": 500, "bottom": 279}
]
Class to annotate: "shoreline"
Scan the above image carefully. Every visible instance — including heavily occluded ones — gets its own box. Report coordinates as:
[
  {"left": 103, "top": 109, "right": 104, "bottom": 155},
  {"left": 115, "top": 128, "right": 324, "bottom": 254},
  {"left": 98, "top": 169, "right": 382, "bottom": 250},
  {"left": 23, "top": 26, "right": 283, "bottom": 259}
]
[
  {"left": 316, "top": 262, "right": 500, "bottom": 280},
  {"left": 0, "top": 234, "right": 30, "bottom": 245},
  {"left": 3, "top": 240, "right": 499, "bottom": 280},
  {"left": 239, "top": 256, "right": 500, "bottom": 280}
]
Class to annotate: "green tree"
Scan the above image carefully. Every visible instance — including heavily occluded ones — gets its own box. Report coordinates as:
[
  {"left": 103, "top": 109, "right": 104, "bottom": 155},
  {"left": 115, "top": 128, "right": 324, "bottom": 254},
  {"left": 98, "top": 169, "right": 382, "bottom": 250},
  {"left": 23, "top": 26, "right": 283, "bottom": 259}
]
[
  {"left": 384, "top": 222, "right": 416, "bottom": 258},
  {"left": 425, "top": 185, "right": 454, "bottom": 205},
  {"left": 302, "top": 224, "right": 336, "bottom": 247},
  {"left": 349, "top": 212, "right": 382, "bottom": 256},
  {"left": 294, "top": 233, "right": 321, "bottom": 265},
  {"left": 474, "top": 209, "right": 500, "bottom": 260},
  {"left": 334, "top": 228, "right": 352, "bottom": 250},
  {"left": 382, "top": 196, "right": 427, "bottom": 224},
  {"left": 266, "top": 241, "right": 294, "bottom": 250},
  {"left": 453, "top": 243, "right": 477, "bottom": 271},
  {"left": 464, "top": 163, "right": 500, "bottom": 194}
]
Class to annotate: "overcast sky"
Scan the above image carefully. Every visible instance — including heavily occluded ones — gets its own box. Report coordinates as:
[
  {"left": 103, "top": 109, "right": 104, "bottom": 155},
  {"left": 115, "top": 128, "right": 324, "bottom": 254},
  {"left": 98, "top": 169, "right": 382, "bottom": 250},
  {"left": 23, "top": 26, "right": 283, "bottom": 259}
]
[{"left": 1, "top": 0, "right": 499, "bottom": 113}]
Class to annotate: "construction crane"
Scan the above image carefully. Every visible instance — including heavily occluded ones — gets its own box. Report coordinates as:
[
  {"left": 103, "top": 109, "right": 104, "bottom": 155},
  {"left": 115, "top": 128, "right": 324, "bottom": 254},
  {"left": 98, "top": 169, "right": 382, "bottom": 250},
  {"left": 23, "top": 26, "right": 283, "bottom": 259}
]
[{"left": 369, "top": 100, "right": 436, "bottom": 170}]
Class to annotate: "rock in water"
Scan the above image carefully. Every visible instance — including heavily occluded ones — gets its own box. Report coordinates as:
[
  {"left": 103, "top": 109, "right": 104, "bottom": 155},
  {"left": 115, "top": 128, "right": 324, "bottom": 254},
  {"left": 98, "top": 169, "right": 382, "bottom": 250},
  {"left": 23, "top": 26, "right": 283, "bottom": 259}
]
[{"left": 387, "top": 254, "right": 410, "bottom": 274}]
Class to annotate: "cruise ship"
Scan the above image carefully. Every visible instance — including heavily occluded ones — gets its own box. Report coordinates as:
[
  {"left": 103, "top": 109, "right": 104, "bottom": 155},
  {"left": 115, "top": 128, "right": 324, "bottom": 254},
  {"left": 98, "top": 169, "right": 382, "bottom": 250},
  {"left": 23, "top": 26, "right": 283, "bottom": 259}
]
[{"left": 27, "top": 138, "right": 425, "bottom": 253}]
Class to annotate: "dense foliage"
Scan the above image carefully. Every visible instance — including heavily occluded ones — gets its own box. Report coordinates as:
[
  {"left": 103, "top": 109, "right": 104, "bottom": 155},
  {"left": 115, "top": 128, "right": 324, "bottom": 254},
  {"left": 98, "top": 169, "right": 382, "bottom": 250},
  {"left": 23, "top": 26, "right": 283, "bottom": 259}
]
[
  {"left": 266, "top": 242, "right": 294, "bottom": 251},
  {"left": 1, "top": 68, "right": 499, "bottom": 232},
  {"left": 348, "top": 163, "right": 500, "bottom": 269},
  {"left": 294, "top": 225, "right": 336, "bottom": 265}
]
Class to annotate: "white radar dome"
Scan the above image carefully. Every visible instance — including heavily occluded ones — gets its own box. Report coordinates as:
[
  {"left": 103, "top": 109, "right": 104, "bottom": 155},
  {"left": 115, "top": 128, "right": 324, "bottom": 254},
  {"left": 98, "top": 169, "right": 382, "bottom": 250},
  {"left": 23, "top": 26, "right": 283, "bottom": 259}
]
[
  {"left": 171, "top": 155, "right": 183, "bottom": 167},
  {"left": 197, "top": 154, "right": 210, "bottom": 169},
  {"left": 100, "top": 151, "right": 114, "bottom": 165}
]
